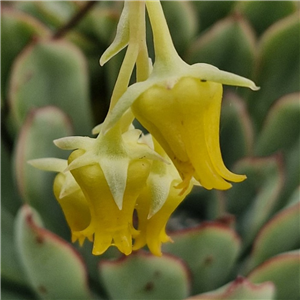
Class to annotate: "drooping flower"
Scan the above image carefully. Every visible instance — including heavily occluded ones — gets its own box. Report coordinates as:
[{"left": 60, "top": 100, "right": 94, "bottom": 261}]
[
  {"left": 30, "top": 124, "right": 165, "bottom": 255},
  {"left": 102, "top": 0, "right": 259, "bottom": 192},
  {"left": 133, "top": 136, "right": 193, "bottom": 256},
  {"left": 28, "top": 158, "right": 92, "bottom": 245}
]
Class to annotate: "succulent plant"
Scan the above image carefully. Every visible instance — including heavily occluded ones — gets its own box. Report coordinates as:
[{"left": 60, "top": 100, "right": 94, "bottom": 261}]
[{"left": 1, "top": 1, "right": 299, "bottom": 300}]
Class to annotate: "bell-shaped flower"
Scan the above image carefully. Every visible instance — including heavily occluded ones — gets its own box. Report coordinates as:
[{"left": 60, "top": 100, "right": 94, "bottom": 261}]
[
  {"left": 53, "top": 125, "right": 164, "bottom": 255},
  {"left": 101, "top": 1, "right": 259, "bottom": 192},
  {"left": 133, "top": 136, "right": 193, "bottom": 256},
  {"left": 28, "top": 158, "right": 91, "bottom": 245}
]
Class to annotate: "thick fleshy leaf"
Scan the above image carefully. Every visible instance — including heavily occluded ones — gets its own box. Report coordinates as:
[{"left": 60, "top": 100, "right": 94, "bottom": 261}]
[
  {"left": 255, "top": 93, "right": 300, "bottom": 156},
  {"left": 1, "top": 207, "right": 27, "bottom": 286},
  {"left": 248, "top": 13, "right": 300, "bottom": 127},
  {"left": 225, "top": 156, "right": 284, "bottom": 249},
  {"left": 14, "top": 205, "right": 92, "bottom": 300},
  {"left": 186, "top": 277, "right": 275, "bottom": 300},
  {"left": 76, "top": 5, "right": 120, "bottom": 46},
  {"left": 245, "top": 200, "right": 300, "bottom": 273},
  {"left": 272, "top": 136, "right": 300, "bottom": 211},
  {"left": 186, "top": 14, "right": 256, "bottom": 79},
  {"left": 1, "top": 8, "right": 49, "bottom": 100},
  {"left": 13, "top": 106, "right": 73, "bottom": 237},
  {"left": 236, "top": 1, "right": 297, "bottom": 35},
  {"left": 248, "top": 251, "right": 300, "bottom": 300},
  {"left": 99, "top": 252, "right": 190, "bottom": 300},
  {"left": 191, "top": 1, "right": 235, "bottom": 32},
  {"left": 162, "top": 223, "right": 241, "bottom": 294},
  {"left": 1, "top": 288, "right": 36, "bottom": 300},
  {"left": 1, "top": 142, "right": 22, "bottom": 215},
  {"left": 220, "top": 93, "right": 254, "bottom": 168},
  {"left": 8, "top": 39, "right": 92, "bottom": 135},
  {"left": 15, "top": 1, "right": 77, "bottom": 29}
]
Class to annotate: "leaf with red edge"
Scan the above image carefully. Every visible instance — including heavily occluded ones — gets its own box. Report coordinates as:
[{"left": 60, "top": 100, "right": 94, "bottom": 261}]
[
  {"left": 99, "top": 251, "right": 191, "bottom": 300},
  {"left": 162, "top": 223, "right": 241, "bottom": 294},
  {"left": 248, "top": 251, "right": 300, "bottom": 300},
  {"left": 186, "top": 276, "right": 275, "bottom": 300},
  {"left": 245, "top": 200, "right": 300, "bottom": 273},
  {"left": 14, "top": 205, "right": 92, "bottom": 300}
]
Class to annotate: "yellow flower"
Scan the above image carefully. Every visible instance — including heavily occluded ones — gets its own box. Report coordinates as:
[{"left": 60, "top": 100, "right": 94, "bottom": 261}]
[
  {"left": 133, "top": 137, "right": 193, "bottom": 256},
  {"left": 102, "top": 0, "right": 259, "bottom": 192},
  {"left": 28, "top": 158, "right": 92, "bottom": 245},
  {"left": 29, "top": 125, "right": 165, "bottom": 255}
]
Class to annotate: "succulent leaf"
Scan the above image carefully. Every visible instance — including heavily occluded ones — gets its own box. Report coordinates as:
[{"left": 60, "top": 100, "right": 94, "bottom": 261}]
[
  {"left": 248, "top": 251, "right": 300, "bottom": 300},
  {"left": 13, "top": 106, "right": 73, "bottom": 237},
  {"left": 249, "top": 13, "right": 300, "bottom": 127},
  {"left": 14, "top": 205, "right": 92, "bottom": 300},
  {"left": 8, "top": 39, "right": 92, "bottom": 135},
  {"left": 162, "top": 223, "right": 241, "bottom": 294},
  {"left": 1, "top": 207, "right": 27, "bottom": 286},
  {"left": 1, "top": 8, "right": 50, "bottom": 100},
  {"left": 245, "top": 200, "right": 300, "bottom": 273},
  {"left": 185, "top": 276, "right": 275, "bottom": 300},
  {"left": 255, "top": 93, "right": 300, "bottom": 156},
  {"left": 99, "top": 252, "right": 191, "bottom": 300},
  {"left": 186, "top": 13, "right": 256, "bottom": 79}
]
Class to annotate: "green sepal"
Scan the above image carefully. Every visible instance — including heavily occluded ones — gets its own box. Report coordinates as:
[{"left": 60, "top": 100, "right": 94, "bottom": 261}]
[
  {"left": 186, "top": 277, "right": 275, "bottom": 300},
  {"left": 99, "top": 251, "right": 190, "bottom": 300},
  {"left": 14, "top": 205, "right": 92, "bottom": 300},
  {"left": 162, "top": 223, "right": 241, "bottom": 294},
  {"left": 248, "top": 251, "right": 300, "bottom": 300},
  {"left": 8, "top": 39, "right": 92, "bottom": 135},
  {"left": 255, "top": 93, "right": 300, "bottom": 156},
  {"left": 13, "top": 106, "right": 73, "bottom": 237}
]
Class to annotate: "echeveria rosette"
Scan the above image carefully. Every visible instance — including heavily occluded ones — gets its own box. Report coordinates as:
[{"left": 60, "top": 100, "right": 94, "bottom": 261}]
[{"left": 102, "top": 0, "right": 259, "bottom": 192}]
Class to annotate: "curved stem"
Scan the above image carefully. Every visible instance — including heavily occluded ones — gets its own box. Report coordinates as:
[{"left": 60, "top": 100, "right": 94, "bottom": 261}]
[
  {"left": 145, "top": 0, "right": 181, "bottom": 68},
  {"left": 108, "top": 1, "right": 146, "bottom": 112}
]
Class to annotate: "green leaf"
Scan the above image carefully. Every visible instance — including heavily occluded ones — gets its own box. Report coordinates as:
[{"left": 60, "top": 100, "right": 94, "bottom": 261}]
[
  {"left": 226, "top": 156, "right": 284, "bottom": 250},
  {"left": 8, "top": 39, "right": 92, "bottom": 135},
  {"left": 1, "top": 207, "right": 27, "bottom": 286},
  {"left": 248, "top": 251, "right": 300, "bottom": 300},
  {"left": 13, "top": 106, "right": 73, "bottom": 237},
  {"left": 1, "top": 288, "right": 36, "bottom": 300},
  {"left": 99, "top": 252, "right": 190, "bottom": 300},
  {"left": 14, "top": 1, "right": 77, "bottom": 29},
  {"left": 220, "top": 93, "right": 254, "bottom": 168},
  {"left": 186, "top": 277, "right": 275, "bottom": 300},
  {"left": 255, "top": 93, "right": 300, "bottom": 156},
  {"left": 237, "top": 1, "right": 297, "bottom": 35},
  {"left": 248, "top": 13, "right": 300, "bottom": 127},
  {"left": 1, "top": 8, "right": 49, "bottom": 100},
  {"left": 162, "top": 223, "right": 241, "bottom": 294},
  {"left": 186, "top": 14, "right": 256, "bottom": 79},
  {"left": 191, "top": 1, "right": 235, "bottom": 32},
  {"left": 1, "top": 142, "right": 22, "bottom": 215},
  {"left": 14, "top": 205, "right": 92, "bottom": 300},
  {"left": 245, "top": 201, "right": 300, "bottom": 273}
]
